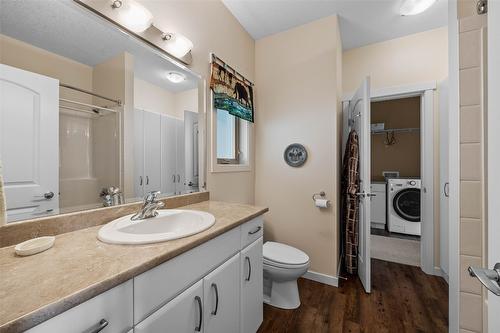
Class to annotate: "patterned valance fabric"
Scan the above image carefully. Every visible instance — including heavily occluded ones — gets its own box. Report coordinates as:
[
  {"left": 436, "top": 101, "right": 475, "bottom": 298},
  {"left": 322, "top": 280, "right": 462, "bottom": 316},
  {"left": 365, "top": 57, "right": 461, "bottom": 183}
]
[{"left": 210, "top": 62, "right": 254, "bottom": 123}]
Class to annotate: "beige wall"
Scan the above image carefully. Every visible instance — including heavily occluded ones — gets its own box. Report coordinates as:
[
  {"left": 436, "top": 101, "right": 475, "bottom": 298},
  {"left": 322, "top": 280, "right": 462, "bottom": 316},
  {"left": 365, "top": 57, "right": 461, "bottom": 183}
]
[
  {"left": 371, "top": 97, "right": 420, "bottom": 181},
  {"left": 343, "top": 27, "right": 448, "bottom": 92},
  {"left": 139, "top": 0, "right": 256, "bottom": 204},
  {"left": 343, "top": 27, "right": 448, "bottom": 269},
  {"left": 255, "top": 16, "right": 342, "bottom": 276},
  {"left": 134, "top": 78, "right": 176, "bottom": 117}
]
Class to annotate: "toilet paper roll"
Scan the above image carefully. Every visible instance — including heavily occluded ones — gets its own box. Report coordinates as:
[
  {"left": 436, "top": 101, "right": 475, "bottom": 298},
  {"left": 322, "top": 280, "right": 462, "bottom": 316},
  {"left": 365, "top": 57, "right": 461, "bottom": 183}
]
[{"left": 315, "top": 198, "right": 330, "bottom": 208}]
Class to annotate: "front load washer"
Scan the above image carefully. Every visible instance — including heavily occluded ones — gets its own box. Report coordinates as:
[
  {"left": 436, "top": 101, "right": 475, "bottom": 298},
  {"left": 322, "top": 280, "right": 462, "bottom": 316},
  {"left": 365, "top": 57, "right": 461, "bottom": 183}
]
[{"left": 387, "top": 178, "right": 421, "bottom": 236}]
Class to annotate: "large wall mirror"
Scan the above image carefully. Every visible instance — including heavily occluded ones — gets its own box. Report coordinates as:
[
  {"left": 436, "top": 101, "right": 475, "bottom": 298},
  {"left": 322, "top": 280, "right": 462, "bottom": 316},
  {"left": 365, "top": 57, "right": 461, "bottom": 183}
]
[{"left": 0, "top": 0, "right": 205, "bottom": 223}]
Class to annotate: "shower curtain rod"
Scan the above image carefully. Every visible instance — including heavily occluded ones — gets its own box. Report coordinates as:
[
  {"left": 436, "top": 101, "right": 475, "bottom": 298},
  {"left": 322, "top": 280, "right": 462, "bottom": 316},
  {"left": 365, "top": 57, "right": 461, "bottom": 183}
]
[
  {"left": 60, "top": 105, "right": 102, "bottom": 116},
  {"left": 59, "top": 83, "right": 122, "bottom": 106},
  {"left": 59, "top": 98, "right": 118, "bottom": 113}
]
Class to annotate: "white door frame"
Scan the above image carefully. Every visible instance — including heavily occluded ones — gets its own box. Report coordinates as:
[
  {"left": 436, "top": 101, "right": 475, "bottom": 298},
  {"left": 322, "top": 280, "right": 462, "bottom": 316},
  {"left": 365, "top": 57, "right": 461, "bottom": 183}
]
[
  {"left": 487, "top": 0, "right": 500, "bottom": 330},
  {"left": 343, "top": 81, "right": 437, "bottom": 276}
]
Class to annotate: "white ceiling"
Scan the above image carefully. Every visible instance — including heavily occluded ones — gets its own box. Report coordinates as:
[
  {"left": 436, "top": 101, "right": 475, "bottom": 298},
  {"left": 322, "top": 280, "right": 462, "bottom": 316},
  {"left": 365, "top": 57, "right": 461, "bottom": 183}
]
[
  {"left": 222, "top": 0, "right": 448, "bottom": 50},
  {"left": 0, "top": 0, "right": 198, "bottom": 92}
]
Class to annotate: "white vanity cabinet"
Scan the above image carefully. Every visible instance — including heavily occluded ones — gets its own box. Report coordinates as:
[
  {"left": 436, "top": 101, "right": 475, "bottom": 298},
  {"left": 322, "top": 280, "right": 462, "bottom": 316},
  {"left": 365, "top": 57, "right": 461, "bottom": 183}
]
[
  {"left": 27, "top": 216, "right": 264, "bottom": 333},
  {"left": 241, "top": 238, "right": 264, "bottom": 333}
]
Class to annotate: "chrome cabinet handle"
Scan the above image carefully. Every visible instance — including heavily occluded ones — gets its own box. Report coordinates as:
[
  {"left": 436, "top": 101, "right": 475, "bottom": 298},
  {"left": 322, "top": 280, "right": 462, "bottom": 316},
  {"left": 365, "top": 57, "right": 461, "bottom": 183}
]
[
  {"left": 248, "top": 226, "right": 262, "bottom": 235},
  {"left": 33, "top": 191, "right": 54, "bottom": 200},
  {"left": 211, "top": 283, "right": 219, "bottom": 316},
  {"left": 139, "top": 176, "right": 143, "bottom": 186},
  {"left": 146, "top": 176, "right": 149, "bottom": 185},
  {"left": 444, "top": 182, "right": 450, "bottom": 197},
  {"left": 172, "top": 174, "right": 176, "bottom": 183},
  {"left": 194, "top": 296, "right": 203, "bottom": 332},
  {"left": 177, "top": 174, "right": 180, "bottom": 182},
  {"left": 469, "top": 263, "right": 500, "bottom": 296},
  {"left": 355, "top": 191, "right": 374, "bottom": 198},
  {"left": 245, "top": 256, "right": 252, "bottom": 281},
  {"left": 88, "top": 319, "right": 108, "bottom": 333}
]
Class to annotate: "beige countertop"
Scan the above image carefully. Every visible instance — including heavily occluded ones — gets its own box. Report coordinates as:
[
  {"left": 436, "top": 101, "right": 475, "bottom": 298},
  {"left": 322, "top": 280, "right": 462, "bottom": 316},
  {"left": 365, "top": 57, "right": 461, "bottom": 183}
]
[{"left": 0, "top": 201, "right": 268, "bottom": 333}]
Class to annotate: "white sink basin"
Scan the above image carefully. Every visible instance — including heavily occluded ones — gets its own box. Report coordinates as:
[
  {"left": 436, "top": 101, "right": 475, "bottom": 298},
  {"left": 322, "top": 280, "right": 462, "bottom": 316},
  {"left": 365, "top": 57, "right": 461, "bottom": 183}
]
[{"left": 98, "top": 209, "right": 216, "bottom": 245}]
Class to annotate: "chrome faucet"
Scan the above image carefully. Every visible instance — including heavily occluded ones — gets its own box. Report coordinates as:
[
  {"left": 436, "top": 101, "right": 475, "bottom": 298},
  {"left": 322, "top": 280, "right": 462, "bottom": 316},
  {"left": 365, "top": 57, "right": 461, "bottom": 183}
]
[{"left": 131, "top": 191, "right": 165, "bottom": 221}]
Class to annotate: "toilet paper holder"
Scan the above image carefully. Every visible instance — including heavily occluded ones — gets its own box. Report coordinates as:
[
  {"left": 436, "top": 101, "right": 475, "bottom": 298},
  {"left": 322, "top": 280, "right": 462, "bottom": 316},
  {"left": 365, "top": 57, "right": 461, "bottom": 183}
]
[{"left": 312, "top": 191, "right": 326, "bottom": 201}]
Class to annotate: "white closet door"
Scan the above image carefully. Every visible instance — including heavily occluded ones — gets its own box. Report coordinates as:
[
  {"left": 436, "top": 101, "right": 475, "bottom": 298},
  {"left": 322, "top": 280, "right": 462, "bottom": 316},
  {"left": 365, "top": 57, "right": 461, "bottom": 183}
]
[
  {"left": 162, "top": 116, "right": 177, "bottom": 196},
  {"left": 0, "top": 64, "right": 59, "bottom": 221},
  {"left": 134, "top": 109, "right": 144, "bottom": 198},
  {"left": 143, "top": 111, "right": 161, "bottom": 194},
  {"left": 176, "top": 119, "right": 185, "bottom": 195}
]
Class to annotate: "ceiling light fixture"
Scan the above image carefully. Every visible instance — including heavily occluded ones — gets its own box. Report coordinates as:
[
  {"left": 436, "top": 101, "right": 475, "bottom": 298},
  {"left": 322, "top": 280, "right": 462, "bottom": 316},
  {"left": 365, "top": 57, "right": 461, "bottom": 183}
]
[
  {"left": 111, "top": 0, "right": 153, "bottom": 33},
  {"left": 166, "top": 72, "right": 186, "bottom": 83},
  {"left": 400, "top": 0, "right": 437, "bottom": 16},
  {"left": 161, "top": 32, "right": 194, "bottom": 58}
]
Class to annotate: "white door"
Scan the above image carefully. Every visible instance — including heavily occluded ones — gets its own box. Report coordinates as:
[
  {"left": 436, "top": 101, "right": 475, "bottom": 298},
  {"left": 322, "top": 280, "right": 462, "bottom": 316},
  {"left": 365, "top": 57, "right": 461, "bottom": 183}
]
[
  {"left": 134, "top": 280, "right": 204, "bottom": 333},
  {"left": 162, "top": 115, "right": 177, "bottom": 196},
  {"left": 143, "top": 111, "right": 161, "bottom": 194},
  {"left": 203, "top": 254, "right": 240, "bottom": 333},
  {"left": 240, "top": 237, "right": 263, "bottom": 333},
  {"left": 0, "top": 64, "right": 59, "bottom": 221},
  {"left": 176, "top": 119, "right": 185, "bottom": 195},
  {"left": 349, "top": 77, "right": 371, "bottom": 293},
  {"left": 134, "top": 109, "right": 144, "bottom": 198},
  {"left": 439, "top": 80, "right": 449, "bottom": 278}
]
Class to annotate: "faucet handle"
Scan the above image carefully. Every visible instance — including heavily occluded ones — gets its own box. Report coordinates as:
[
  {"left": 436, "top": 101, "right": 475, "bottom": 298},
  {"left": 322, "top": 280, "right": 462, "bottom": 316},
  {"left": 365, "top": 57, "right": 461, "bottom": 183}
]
[{"left": 144, "top": 191, "right": 161, "bottom": 203}]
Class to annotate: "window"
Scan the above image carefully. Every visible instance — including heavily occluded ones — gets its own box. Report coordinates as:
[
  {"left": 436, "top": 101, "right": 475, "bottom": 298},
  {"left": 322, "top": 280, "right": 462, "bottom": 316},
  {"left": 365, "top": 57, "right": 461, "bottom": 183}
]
[{"left": 216, "top": 109, "right": 239, "bottom": 164}]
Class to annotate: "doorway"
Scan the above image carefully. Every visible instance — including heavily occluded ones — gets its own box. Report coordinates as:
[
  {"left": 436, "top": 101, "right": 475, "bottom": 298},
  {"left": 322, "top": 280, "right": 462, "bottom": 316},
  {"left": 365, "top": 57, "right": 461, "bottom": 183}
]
[{"left": 342, "top": 80, "right": 437, "bottom": 292}]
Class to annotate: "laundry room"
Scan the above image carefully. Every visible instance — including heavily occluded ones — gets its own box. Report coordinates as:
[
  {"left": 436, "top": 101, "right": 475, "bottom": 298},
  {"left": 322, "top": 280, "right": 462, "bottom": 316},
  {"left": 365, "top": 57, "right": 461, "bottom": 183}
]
[{"left": 369, "top": 96, "right": 422, "bottom": 266}]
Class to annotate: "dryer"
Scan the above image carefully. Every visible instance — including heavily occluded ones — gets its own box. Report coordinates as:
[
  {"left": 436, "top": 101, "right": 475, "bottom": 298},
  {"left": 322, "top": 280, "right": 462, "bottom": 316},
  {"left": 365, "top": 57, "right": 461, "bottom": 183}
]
[{"left": 387, "top": 178, "right": 421, "bottom": 236}]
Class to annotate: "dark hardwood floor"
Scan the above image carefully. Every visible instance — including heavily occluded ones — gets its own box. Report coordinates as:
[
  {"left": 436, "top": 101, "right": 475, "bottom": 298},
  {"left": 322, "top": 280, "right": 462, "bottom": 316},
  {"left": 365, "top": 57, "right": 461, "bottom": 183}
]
[{"left": 258, "top": 259, "right": 448, "bottom": 333}]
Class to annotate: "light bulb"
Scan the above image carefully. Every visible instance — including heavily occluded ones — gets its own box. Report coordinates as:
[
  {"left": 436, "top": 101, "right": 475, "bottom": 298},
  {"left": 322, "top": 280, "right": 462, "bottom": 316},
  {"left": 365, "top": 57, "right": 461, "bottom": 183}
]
[
  {"left": 400, "top": 0, "right": 437, "bottom": 16},
  {"left": 162, "top": 32, "right": 194, "bottom": 58},
  {"left": 112, "top": 0, "right": 153, "bottom": 33},
  {"left": 166, "top": 72, "right": 186, "bottom": 83}
]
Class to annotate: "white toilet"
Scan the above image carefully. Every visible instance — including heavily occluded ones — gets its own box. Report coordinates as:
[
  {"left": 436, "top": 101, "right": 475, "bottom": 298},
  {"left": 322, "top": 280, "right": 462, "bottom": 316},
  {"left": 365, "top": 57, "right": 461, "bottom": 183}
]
[{"left": 263, "top": 241, "right": 310, "bottom": 309}]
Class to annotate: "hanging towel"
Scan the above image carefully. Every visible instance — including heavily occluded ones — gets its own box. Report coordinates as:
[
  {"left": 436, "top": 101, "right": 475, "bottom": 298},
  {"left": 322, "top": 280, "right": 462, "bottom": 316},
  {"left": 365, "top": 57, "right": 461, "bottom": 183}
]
[
  {"left": 341, "top": 130, "right": 360, "bottom": 274},
  {"left": 0, "top": 160, "right": 6, "bottom": 226}
]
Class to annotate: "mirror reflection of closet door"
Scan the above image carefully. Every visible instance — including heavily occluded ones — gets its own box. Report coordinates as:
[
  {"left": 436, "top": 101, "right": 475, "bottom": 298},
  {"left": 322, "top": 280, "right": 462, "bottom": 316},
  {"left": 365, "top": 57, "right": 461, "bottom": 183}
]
[
  {"left": 134, "top": 109, "right": 144, "bottom": 198},
  {"left": 162, "top": 116, "right": 177, "bottom": 196},
  {"left": 143, "top": 111, "right": 161, "bottom": 194},
  {"left": 176, "top": 119, "right": 185, "bottom": 195}
]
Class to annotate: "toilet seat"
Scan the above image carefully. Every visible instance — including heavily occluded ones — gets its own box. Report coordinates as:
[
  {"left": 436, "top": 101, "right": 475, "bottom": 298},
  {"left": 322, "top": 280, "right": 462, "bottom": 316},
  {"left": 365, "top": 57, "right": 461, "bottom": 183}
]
[{"left": 263, "top": 242, "right": 310, "bottom": 268}]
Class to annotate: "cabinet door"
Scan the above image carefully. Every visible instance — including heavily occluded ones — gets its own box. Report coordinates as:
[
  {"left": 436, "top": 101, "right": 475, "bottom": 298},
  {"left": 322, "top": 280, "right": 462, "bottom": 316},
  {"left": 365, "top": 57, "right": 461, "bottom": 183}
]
[
  {"left": 240, "top": 237, "right": 263, "bottom": 333},
  {"left": 176, "top": 119, "right": 185, "bottom": 194},
  {"left": 203, "top": 254, "right": 240, "bottom": 333},
  {"left": 162, "top": 115, "right": 177, "bottom": 196},
  {"left": 135, "top": 280, "right": 204, "bottom": 333},
  {"left": 143, "top": 111, "right": 162, "bottom": 193},
  {"left": 134, "top": 109, "right": 144, "bottom": 198}
]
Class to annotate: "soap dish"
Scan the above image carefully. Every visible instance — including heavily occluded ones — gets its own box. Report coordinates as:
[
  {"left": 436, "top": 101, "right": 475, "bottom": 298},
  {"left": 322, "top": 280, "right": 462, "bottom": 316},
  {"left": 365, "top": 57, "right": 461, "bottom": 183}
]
[{"left": 15, "top": 236, "right": 55, "bottom": 256}]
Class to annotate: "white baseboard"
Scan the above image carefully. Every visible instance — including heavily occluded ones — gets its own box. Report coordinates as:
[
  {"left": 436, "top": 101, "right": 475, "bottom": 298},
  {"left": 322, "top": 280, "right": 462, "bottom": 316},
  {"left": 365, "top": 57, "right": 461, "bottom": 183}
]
[{"left": 303, "top": 270, "right": 339, "bottom": 287}]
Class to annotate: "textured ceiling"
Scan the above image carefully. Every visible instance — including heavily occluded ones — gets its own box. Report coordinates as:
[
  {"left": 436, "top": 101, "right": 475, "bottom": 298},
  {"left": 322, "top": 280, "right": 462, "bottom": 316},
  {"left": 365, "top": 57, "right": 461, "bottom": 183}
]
[
  {"left": 222, "top": 0, "right": 448, "bottom": 50},
  {"left": 0, "top": 0, "right": 199, "bottom": 92}
]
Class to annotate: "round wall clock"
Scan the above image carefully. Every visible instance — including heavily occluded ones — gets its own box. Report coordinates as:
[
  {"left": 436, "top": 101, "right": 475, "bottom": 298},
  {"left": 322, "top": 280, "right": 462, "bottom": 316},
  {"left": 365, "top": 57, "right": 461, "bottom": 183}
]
[{"left": 284, "top": 143, "right": 308, "bottom": 167}]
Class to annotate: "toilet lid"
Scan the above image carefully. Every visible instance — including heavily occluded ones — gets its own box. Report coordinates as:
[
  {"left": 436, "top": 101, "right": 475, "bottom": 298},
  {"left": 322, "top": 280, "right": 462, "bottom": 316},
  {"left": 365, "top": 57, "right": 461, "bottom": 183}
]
[{"left": 263, "top": 242, "right": 309, "bottom": 266}]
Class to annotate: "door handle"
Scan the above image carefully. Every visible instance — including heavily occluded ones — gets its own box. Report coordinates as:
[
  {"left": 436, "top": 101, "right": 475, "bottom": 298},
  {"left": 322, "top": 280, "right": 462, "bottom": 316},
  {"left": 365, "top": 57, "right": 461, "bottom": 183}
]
[
  {"left": 211, "top": 283, "right": 219, "bottom": 315},
  {"left": 33, "top": 191, "right": 54, "bottom": 200},
  {"left": 177, "top": 174, "right": 180, "bottom": 182},
  {"left": 355, "top": 192, "right": 375, "bottom": 198},
  {"left": 245, "top": 256, "right": 252, "bottom": 281},
  {"left": 468, "top": 263, "right": 500, "bottom": 296},
  {"left": 444, "top": 182, "right": 449, "bottom": 197},
  {"left": 146, "top": 176, "right": 149, "bottom": 185},
  {"left": 248, "top": 226, "right": 262, "bottom": 235},
  {"left": 194, "top": 296, "right": 203, "bottom": 332},
  {"left": 172, "top": 174, "right": 176, "bottom": 183},
  {"left": 139, "top": 176, "right": 143, "bottom": 186},
  {"left": 87, "top": 319, "right": 108, "bottom": 333}
]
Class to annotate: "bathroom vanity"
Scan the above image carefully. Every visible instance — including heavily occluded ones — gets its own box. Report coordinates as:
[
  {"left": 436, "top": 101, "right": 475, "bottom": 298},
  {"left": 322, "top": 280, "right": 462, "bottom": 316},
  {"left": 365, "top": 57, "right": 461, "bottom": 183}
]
[{"left": 0, "top": 200, "right": 267, "bottom": 333}]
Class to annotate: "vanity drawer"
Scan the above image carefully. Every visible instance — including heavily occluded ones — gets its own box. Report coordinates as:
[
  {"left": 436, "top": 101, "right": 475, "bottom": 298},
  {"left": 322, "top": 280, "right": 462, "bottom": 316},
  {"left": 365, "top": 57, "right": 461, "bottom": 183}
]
[
  {"left": 26, "top": 280, "right": 133, "bottom": 333},
  {"left": 134, "top": 226, "right": 240, "bottom": 324},
  {"left": 240, "top": 216, "right": 264, "bottom": 249}
]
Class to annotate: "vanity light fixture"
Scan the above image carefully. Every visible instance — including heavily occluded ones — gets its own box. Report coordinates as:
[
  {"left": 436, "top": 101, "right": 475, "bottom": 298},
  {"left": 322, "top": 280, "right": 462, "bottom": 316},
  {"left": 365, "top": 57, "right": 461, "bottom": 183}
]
[
  {"left": 161, "top": 32, "right": 194, "bottom": 58},
  {"left": 400, "top": 0, "right": 437, "bottom": 15},
  {"left": 111, "top": 0, "right": 153, "bottom": 33},
  {"left": 166, "top": 71, "right": 186, "bottom": 83}
]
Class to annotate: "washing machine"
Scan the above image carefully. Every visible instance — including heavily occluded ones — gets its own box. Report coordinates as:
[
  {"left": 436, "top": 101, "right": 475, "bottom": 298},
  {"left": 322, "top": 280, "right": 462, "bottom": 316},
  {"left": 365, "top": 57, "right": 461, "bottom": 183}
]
[{"left": 387, "top": 178, "right": 421, "bottom": 236}]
